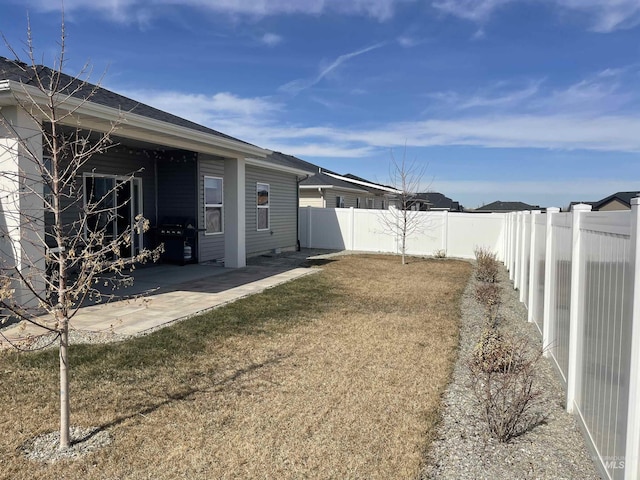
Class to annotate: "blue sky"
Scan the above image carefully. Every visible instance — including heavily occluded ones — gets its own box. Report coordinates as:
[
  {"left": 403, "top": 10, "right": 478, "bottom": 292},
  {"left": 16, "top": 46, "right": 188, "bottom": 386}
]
[{"left": 1, "top": 0, "right": 639, "bottom": 209}]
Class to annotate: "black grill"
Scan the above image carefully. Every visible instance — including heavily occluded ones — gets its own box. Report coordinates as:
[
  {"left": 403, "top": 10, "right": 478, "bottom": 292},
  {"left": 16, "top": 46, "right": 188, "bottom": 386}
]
[{"left": 158, "top": 216, "right": 197, "bottom": 265}]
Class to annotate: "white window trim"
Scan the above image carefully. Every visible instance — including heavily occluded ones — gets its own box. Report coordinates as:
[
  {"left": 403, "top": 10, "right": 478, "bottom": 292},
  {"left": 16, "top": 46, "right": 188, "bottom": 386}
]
[
  {"left": 204, "top": 176, "right": 224, "bottom": 235},
  {"left": 257, "top": 182, "right": 270, "bottom": 231},
  {"left": 82, "top": 173, "right": 144, "bottom": 253},
  {"left": 356, "top": 197, "right": 361, "bottom": 209},
  {"left": 336, "top": 196, "right": 345, "bottom": 208}
]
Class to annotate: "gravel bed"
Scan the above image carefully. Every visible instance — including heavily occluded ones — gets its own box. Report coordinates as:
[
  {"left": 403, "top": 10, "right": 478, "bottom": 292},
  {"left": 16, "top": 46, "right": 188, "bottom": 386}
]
[
  {"left": 420, "top": 265, "right": 600, "bottom": 480},
  {"left": 22, "top": 426, "right": 112, "bottom": 463}
]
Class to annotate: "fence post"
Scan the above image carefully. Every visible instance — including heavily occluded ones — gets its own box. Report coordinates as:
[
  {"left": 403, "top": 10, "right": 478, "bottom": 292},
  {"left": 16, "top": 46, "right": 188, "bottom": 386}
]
[
  {"left": 307, "top": 206, "right": 313, "bottom": 248},
  {"left": 566, "top": 203, "right": 592, "bottom": 413},
  {"left": 442, "top": 210, "right": 449, "bottom": 255},
  {"left": 349, "top": 207, "right": 355, "bottom": 251},
  {"left": 511, "top": 212, "right": 518, "bottom": 276},
  {"left": 514, "top": 212, "right": 522, "bottom": 286},
  {"left": 527, "top": 210, "right": 541, "bottom": 322},
  {"left": 542, "top": 207, "right": 560, "bottom": 354},
  {"left": 519, "top": 210, "right": 531, "bottom": 303},
  {"left": 624, "top": 197, "right": 640, "bottom": 480}
]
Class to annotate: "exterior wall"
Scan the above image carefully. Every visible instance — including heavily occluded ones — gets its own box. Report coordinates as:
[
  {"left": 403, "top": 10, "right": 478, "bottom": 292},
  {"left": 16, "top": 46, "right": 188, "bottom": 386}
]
[
  {"left": 299, "top": 189, "right": 325, "bottom": 208},
  {"left": 598, "top": 199, "right": 629, "bottom": 211},
  {"left": 324, "top": 189, "right": 370, "bottom": 209},
  {"left": 197, "top": 154, "right": 225, "bottom": 263},
  {"left": 245, "top": 165, "right": 298, "bottom": 256}
]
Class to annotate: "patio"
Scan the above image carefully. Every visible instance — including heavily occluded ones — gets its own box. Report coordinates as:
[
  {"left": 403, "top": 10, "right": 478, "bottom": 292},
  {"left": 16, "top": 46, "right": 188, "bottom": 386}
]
[{"left": 0, "top": 249, "right": 334, "bottom": 348}]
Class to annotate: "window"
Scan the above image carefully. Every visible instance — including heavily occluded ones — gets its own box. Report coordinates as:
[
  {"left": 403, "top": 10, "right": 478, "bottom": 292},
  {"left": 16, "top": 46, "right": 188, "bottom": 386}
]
[
  {"left": 381, "top": 199, "right": 386, "bottom": 209},
  {"left": 257, "top": 182, "right": 270, "bottom": 231},
  {"left": 204, "top": 176, "right": 223, "bottom": 234},
  {"left": 356, "top": 197, "right": 361, "bottom": 209},
  {"left": 366, "top": 198, "right": 374, "bottom": 209},
  {"left": 336, "top": 196, "right": 345, "bottom": 208}
]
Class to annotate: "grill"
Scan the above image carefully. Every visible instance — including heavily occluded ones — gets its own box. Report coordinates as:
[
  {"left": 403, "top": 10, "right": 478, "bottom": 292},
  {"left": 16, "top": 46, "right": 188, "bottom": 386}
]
[{"left": 158, "top": 216, "right": 197, "bottom": 265}]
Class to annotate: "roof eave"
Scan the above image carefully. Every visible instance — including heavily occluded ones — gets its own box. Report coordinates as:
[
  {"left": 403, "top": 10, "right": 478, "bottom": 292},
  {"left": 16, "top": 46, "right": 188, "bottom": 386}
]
[
  {"left": 246, "top": 157, "right": 313, "bottom": 176},
  {"left": 0, "top": 80, "right": 267, "bottom": 158}
]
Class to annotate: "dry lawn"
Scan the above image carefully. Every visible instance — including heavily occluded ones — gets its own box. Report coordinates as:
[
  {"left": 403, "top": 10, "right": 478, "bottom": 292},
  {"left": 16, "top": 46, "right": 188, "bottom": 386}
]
[{"left": 0, "top": 254, "right": 471, "bottom": 479}]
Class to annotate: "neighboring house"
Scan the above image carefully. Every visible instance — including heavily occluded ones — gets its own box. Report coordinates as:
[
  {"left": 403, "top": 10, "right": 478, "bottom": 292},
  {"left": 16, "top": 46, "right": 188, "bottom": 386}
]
[
  {"left": 591, "top": 191, "right": 640, "bottom": 211},
  {"left": 407, "top": 192, "right": 463, "bottom": 211},
  {"left": 473, "top": 201, "right": 541, "bottom": 213},
  {"left": 299, "top": 171, "right": 372, "bottom": 208},
  {"left": 299, "top": 171, "right": 401, "bottom": 209},
  {"left": 0, "top": 55, "right": 313, "bottom": 306}
]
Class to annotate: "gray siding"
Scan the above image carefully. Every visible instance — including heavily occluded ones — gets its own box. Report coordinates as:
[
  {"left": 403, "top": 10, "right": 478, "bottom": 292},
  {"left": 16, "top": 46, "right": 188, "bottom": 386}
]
[
  {"left": 324, "top": 189, "right": 373, "bottom": 209},
  {"left": 197, "top": 154, "right": 225, "bottom": 262},
  {"left": 245, "top": 165, "right": 298, "bottom": 256}
]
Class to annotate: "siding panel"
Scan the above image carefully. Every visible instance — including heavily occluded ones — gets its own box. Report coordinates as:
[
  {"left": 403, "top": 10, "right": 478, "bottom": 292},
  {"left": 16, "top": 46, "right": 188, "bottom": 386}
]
[{"left": 246, "top": 165, "right": 298, "bottom": 256}]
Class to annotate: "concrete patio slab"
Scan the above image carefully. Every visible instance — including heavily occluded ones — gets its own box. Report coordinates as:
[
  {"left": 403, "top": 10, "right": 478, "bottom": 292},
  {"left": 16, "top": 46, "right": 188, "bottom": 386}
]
[{"left": 0, "top": 249, "right": 339, "bottom": 349}]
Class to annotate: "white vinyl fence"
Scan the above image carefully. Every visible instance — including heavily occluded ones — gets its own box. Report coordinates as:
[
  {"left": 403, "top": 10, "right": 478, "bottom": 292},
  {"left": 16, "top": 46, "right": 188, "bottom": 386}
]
[
  {"left": 298, "top": 207, "right": 506, "bottom": 259},
  {"left": 505, "top": 202, "right": 640, "bottom": 480}
]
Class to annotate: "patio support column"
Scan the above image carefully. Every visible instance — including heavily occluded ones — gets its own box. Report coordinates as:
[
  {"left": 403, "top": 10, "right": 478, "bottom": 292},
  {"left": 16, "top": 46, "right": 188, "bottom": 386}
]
[
  {"left": 224, "top": 157, "right": 246, "bottom": 268},
  {"left": 0, "top": 106, "right": 45, "bottom": 306}
]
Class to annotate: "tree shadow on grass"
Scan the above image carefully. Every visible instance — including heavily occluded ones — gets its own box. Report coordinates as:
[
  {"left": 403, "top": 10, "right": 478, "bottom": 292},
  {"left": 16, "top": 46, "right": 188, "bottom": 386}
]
[{"left": 75, "top": 352, "right": 290, "bottom": 445}]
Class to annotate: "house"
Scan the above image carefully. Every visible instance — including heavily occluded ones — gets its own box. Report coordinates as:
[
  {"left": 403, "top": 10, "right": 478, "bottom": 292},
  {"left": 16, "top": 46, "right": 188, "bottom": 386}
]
[
  {"left": 0, "top": 56, "right": 314, "bottom": 303},
  {"left": 407, "top": 192, "right": 463, "bottom": 212},
  {"left": 591, "top": 191, "right": 640, "bottom": 211},
  {"left": 299, "top": 171, "right": 400, "bottom": 209},
  {"left": 473, "top": 201, "right": 541, "bottom": 213}
]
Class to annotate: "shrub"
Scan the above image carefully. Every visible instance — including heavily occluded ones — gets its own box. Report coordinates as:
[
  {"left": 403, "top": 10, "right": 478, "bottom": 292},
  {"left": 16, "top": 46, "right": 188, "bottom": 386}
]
[
  {"left": 468, "top": 331, "right": 545, "bottom": 442},
  {"left": 474, "top": 246, "right": 499, "bottom": 283},
  {"left": 475, "top": 283, "right": 501, "bottom": 328},
  {"left": 433, "top": 249, "right": 447, "bottom": 259}
]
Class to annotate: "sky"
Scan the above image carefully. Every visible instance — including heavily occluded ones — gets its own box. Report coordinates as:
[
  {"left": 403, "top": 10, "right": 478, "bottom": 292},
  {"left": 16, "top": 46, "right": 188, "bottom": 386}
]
[{"left": 1, "top": 0, "right": 639, "bottom": 209}]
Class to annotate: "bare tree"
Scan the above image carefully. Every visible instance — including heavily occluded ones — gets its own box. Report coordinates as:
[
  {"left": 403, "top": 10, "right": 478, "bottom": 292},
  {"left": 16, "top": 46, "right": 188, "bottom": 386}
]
[
  {"left": 378, "top": 148, "right": 428, "bottom": 265},
  {"left": 0, "top": 17, "right": 161, "bottom": 449}
]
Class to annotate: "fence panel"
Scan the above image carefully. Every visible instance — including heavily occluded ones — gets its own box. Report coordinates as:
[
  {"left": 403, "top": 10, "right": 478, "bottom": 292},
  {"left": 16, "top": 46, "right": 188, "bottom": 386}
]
[
  {"left": 447, "top": 213, "right": 505, "bottom": 259},
  {"left": 352, "top": 209, "right": 398, "bottom": 253},
  {"left": 577, "top": 212, "right": 632, "bottom": 480},
  {"left": 547, "top": 212, "right": 573, "bottom": 382},
  {"left": 531, "top": 213, "right": 547, "bottom": 332}
]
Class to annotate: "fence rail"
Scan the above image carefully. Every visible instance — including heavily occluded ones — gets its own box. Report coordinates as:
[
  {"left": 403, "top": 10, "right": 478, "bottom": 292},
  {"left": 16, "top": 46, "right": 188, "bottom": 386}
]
[{"left": 506, "top": 202, "right": 640, "bottom": 480}]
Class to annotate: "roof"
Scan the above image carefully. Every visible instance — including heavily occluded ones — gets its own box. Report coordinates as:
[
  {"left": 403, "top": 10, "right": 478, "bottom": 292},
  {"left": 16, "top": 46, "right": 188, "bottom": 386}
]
[
  {"left": 264, "top": 151, "right": 319, "bottom": 174},
  {"left": 340, "top": 173, "right": 399, "bottom": 195},
  {"left": 0, "top": 56, "right": 262, "bottom": 154},
  {"left": 412, "top": 192, "right": 461, "bottom": 211},
  {"left": 300, "top": 172, "right": 369, "bottom": 193},
  {"left": 592, "top": 191, "right": 640, "bottom": 210},
  {"left": 476, "top": 201, "right": 540, "bottom": 212}
]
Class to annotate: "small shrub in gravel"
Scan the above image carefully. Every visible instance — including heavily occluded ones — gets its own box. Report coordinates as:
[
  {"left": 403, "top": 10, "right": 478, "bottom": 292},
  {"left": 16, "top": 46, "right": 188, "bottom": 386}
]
[
  {"left": 474, "top": 246, "right": 499, "bottom": 283},
  {"left": 468, "top": 331, "right": 546, "bottom": 442},
  {"left": 475, "top": 283, "right": 501, "bottom": 327}
]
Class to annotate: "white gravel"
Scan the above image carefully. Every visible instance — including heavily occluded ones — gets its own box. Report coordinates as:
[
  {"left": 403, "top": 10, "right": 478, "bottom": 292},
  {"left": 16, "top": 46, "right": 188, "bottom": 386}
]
[
  {"left": 421, "top": 265, "right": 601, "bottom": 480},
  {"left": 22, "top": 426, "right": 112, "bottom": 463}
]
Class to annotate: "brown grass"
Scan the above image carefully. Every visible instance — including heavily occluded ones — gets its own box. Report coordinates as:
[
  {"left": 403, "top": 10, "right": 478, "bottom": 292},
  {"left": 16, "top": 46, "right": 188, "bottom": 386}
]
[{"left": 0, "top": 254, "right": 471, "bottom": 480}]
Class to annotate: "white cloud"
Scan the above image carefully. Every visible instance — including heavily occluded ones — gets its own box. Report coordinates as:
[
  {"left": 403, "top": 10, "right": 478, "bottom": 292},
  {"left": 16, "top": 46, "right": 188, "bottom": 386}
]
[
  {"left": 279, "top": 42, "right": 387, "bottom": 95},
  {"left": 261, "top": 33, "right": 283, "bottom": 46},
  {"left": 117, "top": 89, "right": 280, "bottom": 124},
  {"left": 432, "top": 0, "right": 640, "bottom": 32},
  {"left": 432, "top": 0, "right": 513, "bottom": 22},
  {"left": 21, "top": 0, "right": 412, "bottom": 22}
]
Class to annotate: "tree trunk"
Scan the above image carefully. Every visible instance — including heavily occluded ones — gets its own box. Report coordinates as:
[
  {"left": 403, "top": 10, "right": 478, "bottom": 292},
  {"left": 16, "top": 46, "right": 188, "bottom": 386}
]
[{"left": 59, "top": 318, "right": 70, "bottom": 449}]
